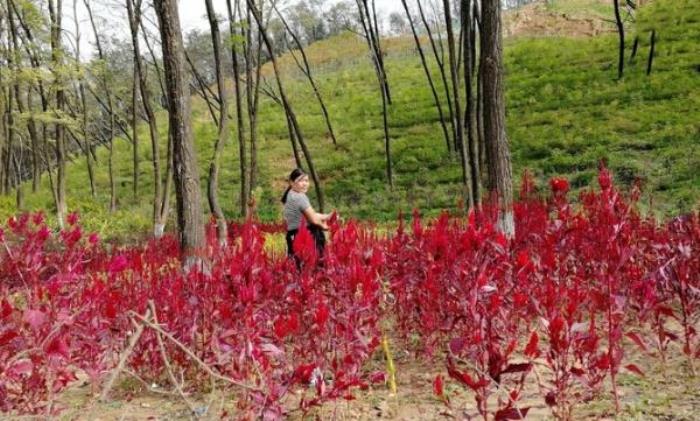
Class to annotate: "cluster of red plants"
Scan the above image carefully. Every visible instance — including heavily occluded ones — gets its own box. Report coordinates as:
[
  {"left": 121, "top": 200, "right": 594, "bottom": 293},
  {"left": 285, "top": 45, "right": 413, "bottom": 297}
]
[
  {"left": 0, "top": 213, "right": 385, "bottom": 417},
  {"left": 1, "top": 168, "right": 698, "bottom": 419},
  {"left": 385, "top": 169, "right": 699, "bottom": 419}
]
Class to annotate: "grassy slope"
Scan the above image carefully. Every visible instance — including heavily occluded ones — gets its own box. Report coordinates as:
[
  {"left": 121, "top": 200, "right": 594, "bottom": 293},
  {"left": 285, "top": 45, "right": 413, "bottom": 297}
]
[{"left": 1, "top": 0, "right": 698, "bottom": 238}]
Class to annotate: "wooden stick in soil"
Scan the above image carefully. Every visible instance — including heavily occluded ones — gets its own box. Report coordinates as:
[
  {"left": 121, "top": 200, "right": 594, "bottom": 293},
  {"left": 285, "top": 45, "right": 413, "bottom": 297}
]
[
  {"left": 148, "top": 300, "right": 199, "bottom": 415},
  {"left": 99, "top": 308, "right": 152, "bottom": 402}
]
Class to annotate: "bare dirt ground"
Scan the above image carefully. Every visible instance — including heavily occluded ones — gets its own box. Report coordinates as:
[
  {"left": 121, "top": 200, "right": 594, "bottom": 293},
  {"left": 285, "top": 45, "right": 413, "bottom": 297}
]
[{"left": 503, "top": 1, "right": 615, "bottom": 38}]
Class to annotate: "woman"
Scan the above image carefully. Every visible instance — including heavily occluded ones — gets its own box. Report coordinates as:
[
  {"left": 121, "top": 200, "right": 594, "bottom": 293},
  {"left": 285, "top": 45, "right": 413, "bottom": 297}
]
[{"left": 281, "top": 168, "right": 331, "bottom": 260}]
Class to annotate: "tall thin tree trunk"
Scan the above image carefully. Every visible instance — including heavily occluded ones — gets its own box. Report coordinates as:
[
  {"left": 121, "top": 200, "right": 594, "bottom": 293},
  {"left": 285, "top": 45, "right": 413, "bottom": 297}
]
[
  {"left": 226, "top": 0, "right": 248, "bottom": 218},
  {"left": 275, "top": 5, "right": 338, "bottom": 147},
  {"left": 356, "top": 0, "right": 393, "bottom": 188},
  {"left": 48, "top": 0, "right": 67, "bottom": 228},
  {"left": 131, "top": 69, "right": 139, "bottom": 197},
  {"left": 417, "top": 0, "right": 456, "bottom": 155},
  {"left": 205, "top": 0, "right": 229, "bottom": 245},
  {"left": 243, "top": 3, "right": 262, "bottom": 211},
  {"left": 481, "top": 0, "right": 514, "bottom": 237},
  {"left": 462, "top": 0, "right": 480, "bottom": 207},
  {"left": 400, "top": 0, "right": 451, "bottom": 153},
  {"left": 646, "top": 29, "right": 655, "bottom": 76},
  {"left": 248, "top": 0, "right": 325, "bottom": 211},
  {"left": 153, "top": 0, "right": 205, "bottom": 264},
  {"left": 71, "top": 0, "right": 96, "bottom": 198},
  {"left": 613, "top": 0, "right": 625, "bottom": 79},
  {"left": 443, "top": 0, "right": 470, "bottom": 199},
  {"left": 128, "top": 0, "right": 165, "bottom": 236},
  {"left": 85, "top": 0, "right": 117, "bottom": 212},
  {"left": 26, "top": 86, "right": 41, "bottom": 192}
]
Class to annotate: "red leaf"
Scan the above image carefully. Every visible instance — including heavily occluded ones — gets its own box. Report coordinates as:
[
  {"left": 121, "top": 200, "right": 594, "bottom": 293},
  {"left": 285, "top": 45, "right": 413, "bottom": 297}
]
[
  {"left": 433, "top": 374, "right": 444, "bottom": 397},
  {"left": 524, "top": 331, "right": 539, "bottom": 358},
  {"left": 625, "top": 332, "right": 648, "bottom": 352},
  {"left": 292, "top": 363, "right": 316, "bottom": 383},
  {"left": 624, "top": 364, "right": 645, "bottom": 377},
  {"left": 501, "top": 363, "right": 532, "bottom": 375},
  {"left": 369, "top": 371, "right": 386, "bottom": 384},
  {"left": 570, "top": 367, "right": 585, "bottom": 376},
  {"left": 495, "top": 407, "right": 530, "bottom": 420},
  {"left": 108, "top": 254, "right": 129, "bottom": 274},
  {"left": 46, "top": 335, "right": 70, "bottom": 359},
  {"left": 447, "top": 366, "right": 488, "bottom": 391},
  {"left": 0, "top": 330, "right": 18, "bottom": 346}
]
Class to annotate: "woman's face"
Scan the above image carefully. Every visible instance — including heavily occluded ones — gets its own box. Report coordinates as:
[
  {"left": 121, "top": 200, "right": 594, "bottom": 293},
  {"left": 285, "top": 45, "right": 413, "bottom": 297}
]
[{"left": 291, "top": 174, "right": 309, "bottom": 193}]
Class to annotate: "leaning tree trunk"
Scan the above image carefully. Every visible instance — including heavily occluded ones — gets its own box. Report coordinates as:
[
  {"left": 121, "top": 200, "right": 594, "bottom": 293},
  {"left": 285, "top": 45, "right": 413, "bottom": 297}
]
[
  {"left": 248, "top": 0, "right": 325, "bottom": 212},
  {"left": 613, "top": 0, "right": 625, "bottom": 79},
  {"left": 205, "top": 0, "right": 229, "bottom": 245},
  {"left": 153, "top": 0, "right": 205, "bottom": 264},
  {"left": 275, "top": 4, "right": 338, "bottom": 147},
  {"left": 400, "top": 0, "right": 451, "bottom": 154},
  {"left": 417, "top": 0, "right": 456, "bottom": 155},
  {"left": 481, "top": 0, "right": 514, "bottom": 237}
]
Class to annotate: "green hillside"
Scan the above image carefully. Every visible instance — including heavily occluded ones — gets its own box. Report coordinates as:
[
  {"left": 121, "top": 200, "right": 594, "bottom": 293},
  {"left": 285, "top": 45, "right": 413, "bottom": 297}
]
[{"left": 1, "top": 0, "right": 698, "bottom": 238}]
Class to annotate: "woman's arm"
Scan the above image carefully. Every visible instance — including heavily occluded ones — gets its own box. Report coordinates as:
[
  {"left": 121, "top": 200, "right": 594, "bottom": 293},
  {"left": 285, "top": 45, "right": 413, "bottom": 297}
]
[{"left": 302, "top": 207, "right": 329, "bottom": 229}]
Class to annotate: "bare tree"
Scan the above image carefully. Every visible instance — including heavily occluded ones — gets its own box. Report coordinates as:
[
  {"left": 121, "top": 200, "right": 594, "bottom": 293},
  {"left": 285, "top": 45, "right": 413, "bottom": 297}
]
[
  {"left": 225, "top": 0, "right": 248, "bottom": 217},
  {"left": 85, "top": 0, "right": 118, "bottom": 212},
  {"left": 416, "top": 0, "right": 456, "bottom": 155},
  {"left": 153, "top": 0, "right": 205, "bottom": 262},
  {"left": 462, "top": 0, "right": 480, "bottom": 207},
  {"left": 355, "top": 0, "right": 393, "bottom": 188},
  {"left": 443, "top": 0, "right": 472, "bottom": 204},
  {"left": 48, "top": 0, "right": 68, "bottom": 227},
  {"left": 248, "top": 0, "right": 325, "bottom": 211},
  {"left": 204, "top": 0, "right": 229, "bottom": 245},
  {"left": 481, "top": 0, "right": 514, "bottom": 236},
  {"left": 274, "top": 3, "right": 338, "bottom": 147},
  {"left": 400, "top": 0, "right": 451, "bottom": 153}
]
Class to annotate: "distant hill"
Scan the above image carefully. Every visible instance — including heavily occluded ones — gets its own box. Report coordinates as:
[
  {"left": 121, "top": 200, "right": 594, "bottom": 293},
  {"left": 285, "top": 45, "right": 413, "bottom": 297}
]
[{"left": 2, "top": 0, "right": 698, "bottom": 238}]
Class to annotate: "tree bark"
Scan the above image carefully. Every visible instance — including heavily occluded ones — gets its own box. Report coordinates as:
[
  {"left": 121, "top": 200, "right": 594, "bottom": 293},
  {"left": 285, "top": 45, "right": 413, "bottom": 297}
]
[
  {"left": 613, "top": 0, "right": 625, "bottom": 79},
  {"left": 204, "top": 0, "right": 229, "bottom": 245},
  {"left": 128, "top": 0, "right": 164, "bottom": 233},
  {"left": 443, "top": 0, "right": 470, "bottom": 199},
  {"left": 225, "top": 0, "right": 248, "bottom": 218},
  {"left": 462, "top": 0, "right": 481, "bottom": 207},
  {"left": 153, "top": 0, "right": 205, "bottom": 263},
  {"left": 244, "top": 2, "right": 260, "bottom": 208},
  {"left": 355, "top": 0, "right": 393, "bottom": 188},
  {"left": 646, "top": 29, "right": 655, "bottom": 76},
  {"left": 481, "top": 0, "right": 514, "bottom": 237},
  {"left": 48, "top": 0, "right": 67, "bottom": 228}
]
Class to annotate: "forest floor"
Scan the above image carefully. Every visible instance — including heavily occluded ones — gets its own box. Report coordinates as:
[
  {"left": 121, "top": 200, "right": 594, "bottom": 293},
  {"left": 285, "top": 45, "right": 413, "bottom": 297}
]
[{"left": 32, "top": 334, "right": 700, "bottom": 420}]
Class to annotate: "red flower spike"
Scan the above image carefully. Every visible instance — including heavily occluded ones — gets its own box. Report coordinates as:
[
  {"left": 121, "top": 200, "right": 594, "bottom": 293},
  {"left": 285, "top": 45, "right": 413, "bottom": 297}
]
[{"left": 550, "top": 177, "right": 569, "bottom": 194}]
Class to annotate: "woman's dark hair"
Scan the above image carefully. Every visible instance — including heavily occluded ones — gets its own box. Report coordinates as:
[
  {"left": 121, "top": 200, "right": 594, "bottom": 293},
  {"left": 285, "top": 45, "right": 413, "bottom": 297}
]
[{"left": 281, "top": 168, "right": 306, "bottom": 204}]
